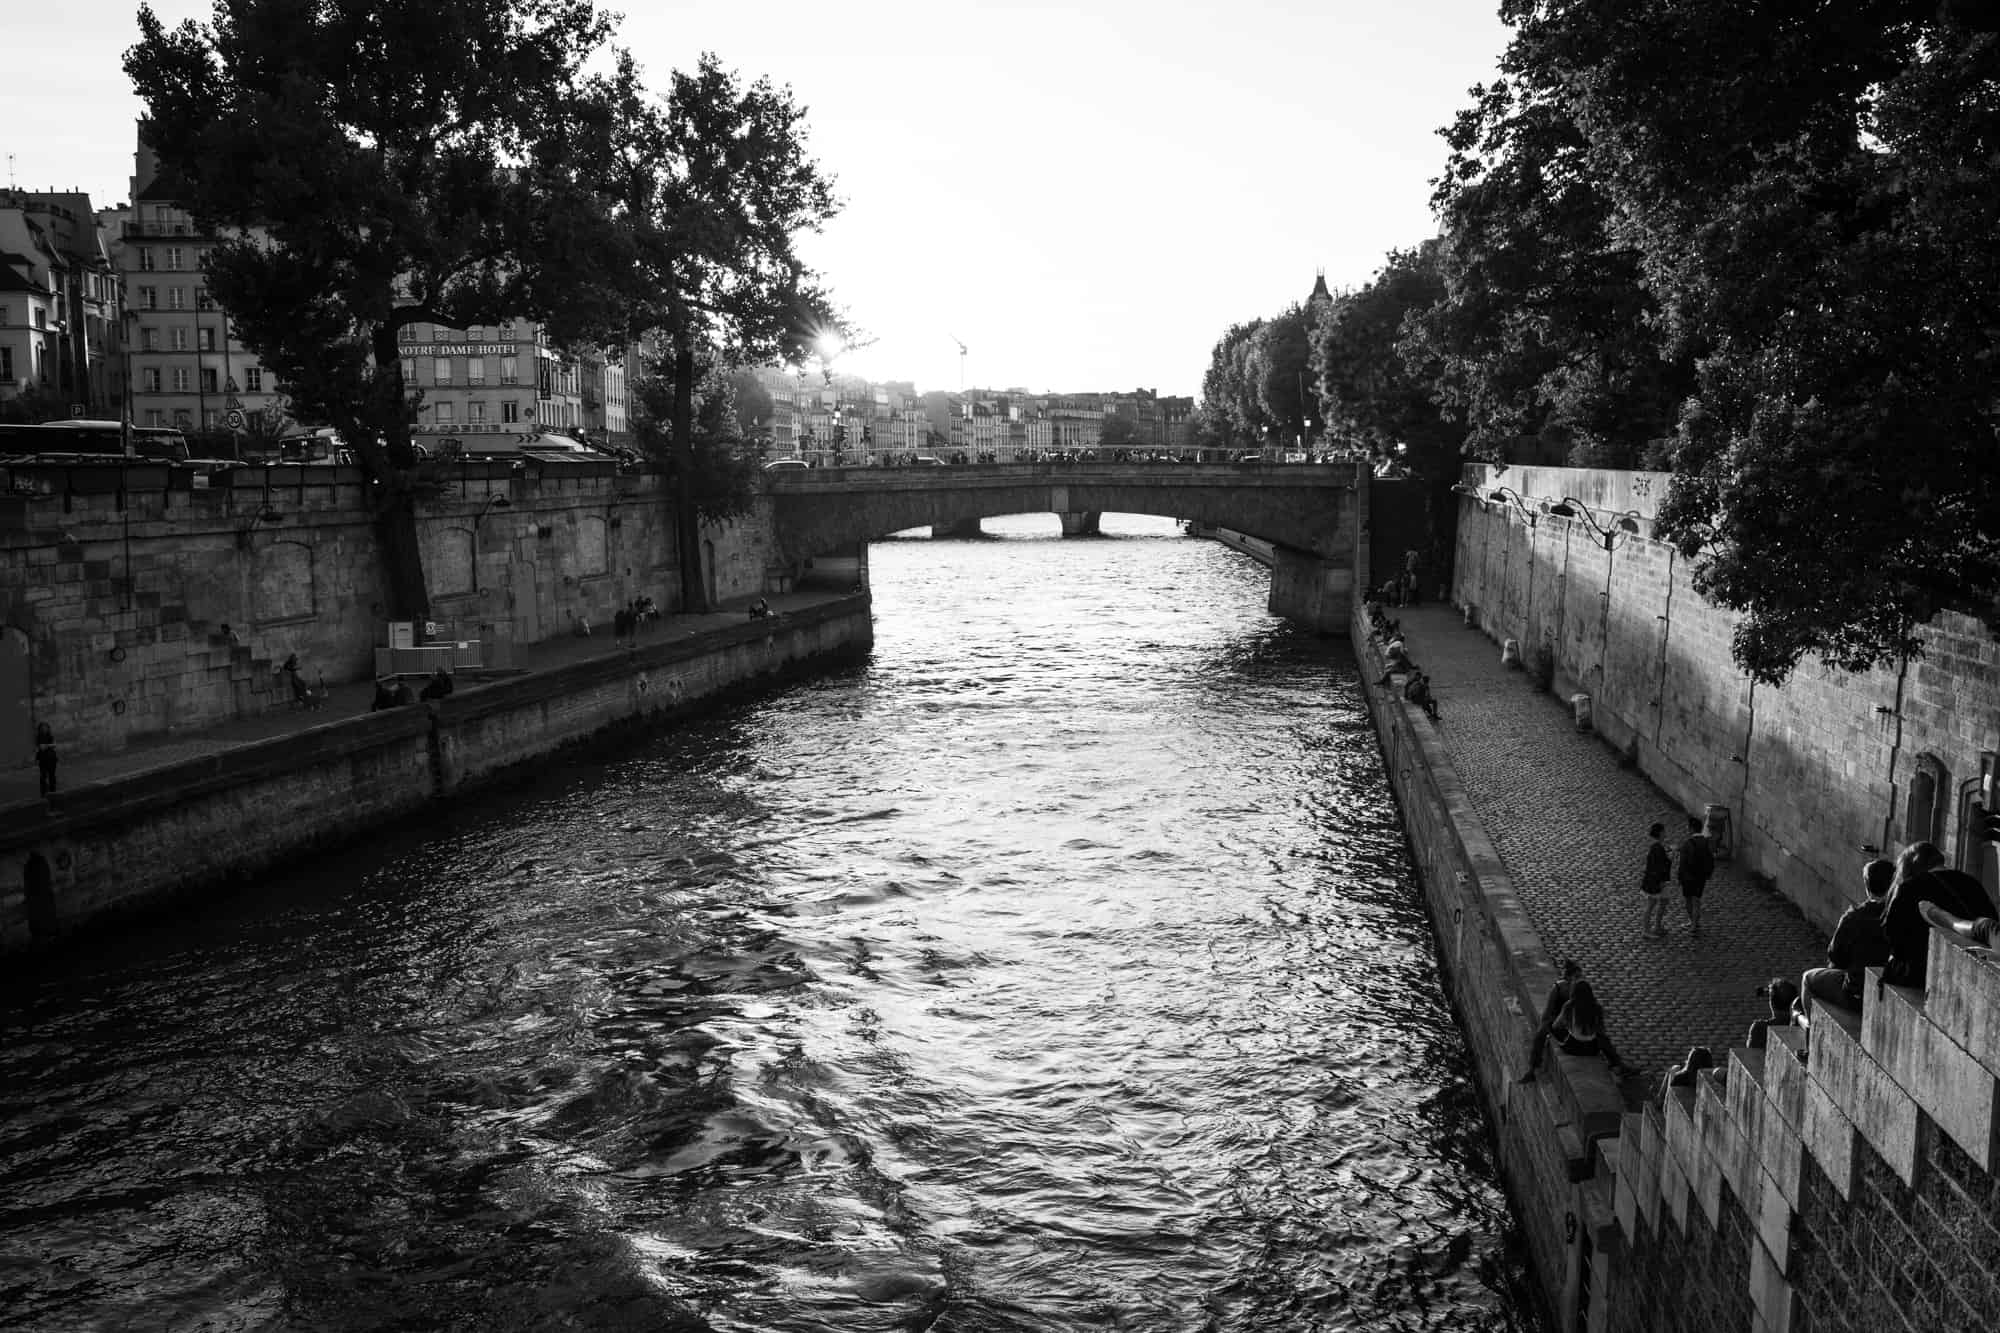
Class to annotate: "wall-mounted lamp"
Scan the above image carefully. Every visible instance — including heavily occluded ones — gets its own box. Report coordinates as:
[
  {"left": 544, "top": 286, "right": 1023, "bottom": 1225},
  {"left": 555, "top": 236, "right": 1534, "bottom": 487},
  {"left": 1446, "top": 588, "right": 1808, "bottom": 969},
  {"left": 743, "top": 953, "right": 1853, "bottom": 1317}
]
[
  {"left": 1543, "top": 496, "right": 1643, "bottom": 550},
  {"left": 1487, "top": 485, "right": 1538, "bottom": 527},
  {"left": 477, "top": 494, "right": 513, "bottom": 524}
]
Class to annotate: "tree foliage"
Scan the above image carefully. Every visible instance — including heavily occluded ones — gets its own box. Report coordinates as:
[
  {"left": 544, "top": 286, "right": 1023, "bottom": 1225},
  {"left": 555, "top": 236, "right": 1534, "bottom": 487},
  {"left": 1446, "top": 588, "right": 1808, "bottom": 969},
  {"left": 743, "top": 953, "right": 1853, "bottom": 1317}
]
[
  {"left": 1411, "top": 77, "right": 1691, "bottom": 467},
  {"left": 632, "top": 358, "right": 758, "bottom": 524},
  {"left": 125, "top": 0, "right": 643, "bottom": 617},
  {"left": 1485, "top": 1, "right": 2000, "bottom": 681},
  {"left": 1309, "top": 241, "right": 1464, "bottom": 483}
]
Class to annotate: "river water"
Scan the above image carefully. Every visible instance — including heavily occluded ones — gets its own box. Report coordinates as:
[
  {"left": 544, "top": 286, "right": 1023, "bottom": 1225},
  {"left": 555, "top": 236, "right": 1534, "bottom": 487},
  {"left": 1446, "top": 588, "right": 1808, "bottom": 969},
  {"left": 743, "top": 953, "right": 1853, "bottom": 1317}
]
[{"left": 0, "top": 514, "right": 1537, "bottom": 1332}]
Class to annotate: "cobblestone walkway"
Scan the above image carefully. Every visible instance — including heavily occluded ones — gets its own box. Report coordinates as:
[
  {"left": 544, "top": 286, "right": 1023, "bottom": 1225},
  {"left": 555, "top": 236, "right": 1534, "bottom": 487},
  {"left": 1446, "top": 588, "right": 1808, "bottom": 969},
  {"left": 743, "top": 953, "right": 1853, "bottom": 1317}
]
[{"left": 1393, "top": 605, "right": 1829, "bottom": 1077}]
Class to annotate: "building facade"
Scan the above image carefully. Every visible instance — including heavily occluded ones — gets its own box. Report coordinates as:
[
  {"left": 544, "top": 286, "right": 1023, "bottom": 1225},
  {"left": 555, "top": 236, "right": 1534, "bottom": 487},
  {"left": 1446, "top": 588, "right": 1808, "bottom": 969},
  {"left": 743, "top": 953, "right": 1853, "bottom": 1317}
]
[{"left": 0, "top": 190, "right": 120, "bottom": 419}]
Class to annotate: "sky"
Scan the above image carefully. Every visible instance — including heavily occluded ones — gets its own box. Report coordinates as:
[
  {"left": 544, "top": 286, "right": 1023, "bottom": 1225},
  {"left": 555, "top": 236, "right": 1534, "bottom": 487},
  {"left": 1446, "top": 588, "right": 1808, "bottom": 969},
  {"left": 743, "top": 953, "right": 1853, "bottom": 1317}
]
[{"left": 10, "top": 0, "right": 1514, "bottom": 399}]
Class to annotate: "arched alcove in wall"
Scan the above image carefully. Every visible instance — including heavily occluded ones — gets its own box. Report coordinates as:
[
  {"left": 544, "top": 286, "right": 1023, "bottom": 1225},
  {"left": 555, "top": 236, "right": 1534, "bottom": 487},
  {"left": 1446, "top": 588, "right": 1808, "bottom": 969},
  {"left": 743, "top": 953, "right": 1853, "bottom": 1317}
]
[{"left": 1903, "top": 753, "right": 1948, "bottom": 850}]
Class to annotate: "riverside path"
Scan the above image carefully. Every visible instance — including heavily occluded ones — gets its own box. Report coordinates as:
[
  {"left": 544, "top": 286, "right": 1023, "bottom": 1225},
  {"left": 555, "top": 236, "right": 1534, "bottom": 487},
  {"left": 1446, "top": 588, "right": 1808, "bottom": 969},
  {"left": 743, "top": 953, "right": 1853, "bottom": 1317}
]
[{"left": 1385, "top": 604, "right": 1830, "bottom": 1081}]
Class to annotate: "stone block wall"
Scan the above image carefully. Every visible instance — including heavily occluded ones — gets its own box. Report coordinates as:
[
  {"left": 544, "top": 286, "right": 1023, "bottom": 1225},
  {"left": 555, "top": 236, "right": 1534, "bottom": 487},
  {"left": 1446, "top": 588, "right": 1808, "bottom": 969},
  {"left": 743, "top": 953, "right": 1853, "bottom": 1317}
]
[
  {"left": 0, "top": 595, "right": 873, "bottom": 948},
  {"left": 0, "top": 461, "right": 785, "bottom": 758},
  {"left": 1354, "top": 607, "right": 1627, "bottom": 1328},
  {"left": 1604, "top": 932, "right": 2000, "bottom": 1332},
  {"left": 1452, "top": 465, "right": 2000, "bottom": 934}
]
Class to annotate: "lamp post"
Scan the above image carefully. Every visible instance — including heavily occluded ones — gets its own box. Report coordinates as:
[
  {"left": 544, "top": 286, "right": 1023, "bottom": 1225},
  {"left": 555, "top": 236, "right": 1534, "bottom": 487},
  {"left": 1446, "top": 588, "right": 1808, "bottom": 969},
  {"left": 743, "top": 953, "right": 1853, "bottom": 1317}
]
[
  {"left": 1542, "top": 496, "right": 1643, "bottom": 706},
  {"left": 1488, "top": 486, "right": 1539, "bottom": 655}
]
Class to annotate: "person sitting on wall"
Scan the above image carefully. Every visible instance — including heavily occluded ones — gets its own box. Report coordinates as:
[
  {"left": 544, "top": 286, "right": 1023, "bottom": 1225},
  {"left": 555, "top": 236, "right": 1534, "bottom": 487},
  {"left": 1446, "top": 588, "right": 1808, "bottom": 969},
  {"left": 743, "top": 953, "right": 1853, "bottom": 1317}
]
[
  {"left": 418, "top": 668, "right": 454, "bottom": 702},
  {"left": 1798, "top": 858, "right": 1894, "bottom": 1021},
  {"left": 34, "top": 722, "right": 57, "bottom": 796},
  {"left": 1544, "top": 980, "right": 1637, "bottom": 1080},
  {"left": 1746, "top": 978, "right": 1800, "bottom": 1049},
  {"left": 1879, "top": 841, "right": 1998, "bottom": 986},
  {"left": 572, "top": 612, "right": 592, "bottom": 638},
  {"left": 1517, "top": 959, "right": 1583, "bottom": 1082},
  {"left": 1403, "top": 670, "right": 1440, "bottom": 721},
  {"left": 1376, "top": 636, "right": 1415, "bottom": 688},
  {"left": 391, "top": 678, "right": 418, "bottom": 707},
  {"left": 747, "top": 597, "right": 773, "bottom": 619},
  {"left": 370, "top": 678, "right": 401, "bottom": 712},
  {"left": 1658, "top": 1046, "right": 1714, "bottom": 1102}
]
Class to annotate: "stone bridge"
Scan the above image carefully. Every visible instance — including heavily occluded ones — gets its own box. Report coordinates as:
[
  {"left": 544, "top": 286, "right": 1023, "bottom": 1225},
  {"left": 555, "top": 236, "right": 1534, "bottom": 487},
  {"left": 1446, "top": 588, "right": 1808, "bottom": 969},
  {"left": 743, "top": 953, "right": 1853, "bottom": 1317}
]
[{"left": 764, "top": 461, "right": 1365, "bottom": 630}]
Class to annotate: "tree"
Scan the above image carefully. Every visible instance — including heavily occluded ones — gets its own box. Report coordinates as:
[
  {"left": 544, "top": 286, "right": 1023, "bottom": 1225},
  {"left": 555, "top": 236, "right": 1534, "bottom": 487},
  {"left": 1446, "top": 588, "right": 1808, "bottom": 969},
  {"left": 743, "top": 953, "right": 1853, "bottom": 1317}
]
[
  {"left": 727, "top": 368, "right": 776, "bottom": 442},
  {"left": 1411, "top": 75, "right": 1690, "bottom": 467},
  {"left": 125, "top": 0, "right": 644, "bottom": 619},
  {"left": 1485, "top": 1, "right": 2000, "bottom": 682},
  {"left": 1250, "top": 307, "right": 1314, "bottom": 449},
  {"left": 617, "top": 55, "right": 839, "bottom": 613},
  {"left": 1311, "top": 241, "right": 1465, "bottom": 483},
  {"left": 631, "top": 356, "right": 758, "bottom": 525},
  {"left": 1198, "top": 320, "right": 1267, "bottom": 446},
  {"left": 1099, "top": 414, "right": 1145, "bottom": 452}
]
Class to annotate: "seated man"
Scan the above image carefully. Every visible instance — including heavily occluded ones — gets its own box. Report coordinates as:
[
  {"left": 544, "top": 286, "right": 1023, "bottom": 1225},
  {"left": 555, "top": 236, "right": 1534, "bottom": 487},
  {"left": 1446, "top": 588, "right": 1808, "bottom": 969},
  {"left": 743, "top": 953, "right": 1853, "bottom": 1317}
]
[
  {"left": 1376, "top": 638, "right": 1415, "bottom": 687},
  {"left": 418, "top": 668, "right": 454, "bottom": 702},
  {"left": 1799, "top": 859, "right": 1893, "bottom": 1018},
  {"left": 747, "top": 597, "right": 773, "bottom": 619},
  {"left": 1880, "top": 842, "right": 1998, "bottom": 985},
  {"left": 1746, "top": 978, "right": 1800, "bottom": 1049},
  {"left": 370, "top": 678, "right": 400, "bottom": 712}
]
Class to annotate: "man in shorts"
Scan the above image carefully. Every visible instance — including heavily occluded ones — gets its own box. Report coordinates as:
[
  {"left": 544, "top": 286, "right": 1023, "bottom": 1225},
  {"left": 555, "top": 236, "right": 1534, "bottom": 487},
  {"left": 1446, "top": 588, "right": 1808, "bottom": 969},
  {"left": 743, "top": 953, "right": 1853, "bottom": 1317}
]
[{"left": 1677, "top": 814, "right": 1715, "bottom": 934}]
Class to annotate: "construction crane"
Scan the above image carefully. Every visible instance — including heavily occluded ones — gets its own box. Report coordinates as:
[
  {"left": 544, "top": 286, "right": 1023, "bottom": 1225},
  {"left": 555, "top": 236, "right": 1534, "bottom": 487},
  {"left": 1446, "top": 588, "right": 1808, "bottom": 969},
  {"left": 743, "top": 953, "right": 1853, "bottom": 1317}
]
[{"left": 947, "top": 333, "right": 967, "bottom": 392}]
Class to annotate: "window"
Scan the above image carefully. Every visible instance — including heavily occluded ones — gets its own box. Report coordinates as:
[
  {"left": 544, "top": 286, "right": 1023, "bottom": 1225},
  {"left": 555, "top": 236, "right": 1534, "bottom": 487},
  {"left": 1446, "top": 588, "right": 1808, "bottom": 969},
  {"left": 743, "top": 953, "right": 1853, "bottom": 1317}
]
[
  {"left": 34, "top": 308, "right": 46, "bottom": 329},
  {"left": 197, "top": 287, "right": 214, "bottom": 311},
  {"left": 468, "top": 357, "right": 484, "bottom": 384},
  {"left": 436, "top": 402, "right": 455, "bottom": 423},
  {"left": 0, "top": 348, "right": 9, "bottom": 382},
  {"left": 199, "top": 327, "right": 217, "bottom": 351},
  {"left": 469, "top": 401, "right": 486, "bottom": 422},
  {"left": 172, "top": 368, "right": 190, "bottom": 392},
  {"left": 501, "top": 400, "right": 519, "bottom": 423},
  {"left": 173, "top": 409, "right": 192, "bottom": 428},
  {"left": 142, "top": 368, "right": 161, "bottom": 392},
  {"left": 167, "top": 287, "right": 185, "bottom": 310},
  {"left": 142, "top": 327, "right": 158, "bottom": 350},
  {"left": 204, "top": 408, "right": 219, "bottom": 428},
  {"left": 200, "top": 368, "right": 218, "bottom": 394},
  {"left": 244, "top": 367, "right": 262, "bottom": 392},
  {"left": 170, "top": 327, "right": 188, "bottom": 351},
  {"left": 500, "top": 357, "right": 518, "bottom": 384},
  {"left": 138, "top": 249, "right": 157, "bottom": 272},
  {"left": 138, "top": 286, "right": 157, "bottom": 310},
  {"left": 164, "top": 246, "right": 184, "bottom": 269},
  {"left": 145, "top": 409, "right": 164, "bottom": 427},
  {"left": 1906, "top": 755, "right": 1948, "bottom": 850},
  {"left": 435, "top": 358, "right": 452, "bottom": 385}
]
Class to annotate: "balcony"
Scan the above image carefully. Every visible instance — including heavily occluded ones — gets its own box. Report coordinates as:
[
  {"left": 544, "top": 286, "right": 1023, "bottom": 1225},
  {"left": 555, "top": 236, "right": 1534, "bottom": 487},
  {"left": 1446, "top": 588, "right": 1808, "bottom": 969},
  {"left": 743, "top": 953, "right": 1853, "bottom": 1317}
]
[{"left": 121, "top": 221, "right": 198, "bottom": 239}]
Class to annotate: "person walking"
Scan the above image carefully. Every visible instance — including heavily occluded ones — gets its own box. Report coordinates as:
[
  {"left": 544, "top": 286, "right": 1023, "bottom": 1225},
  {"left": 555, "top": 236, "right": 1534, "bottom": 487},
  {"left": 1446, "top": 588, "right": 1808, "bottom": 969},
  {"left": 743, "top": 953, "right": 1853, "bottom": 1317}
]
[
  {"left": 1677, "top": 814, "right": 1715, "bottom": 935},
  {"left": 1640, "top": 821, "right": 1672, "bottom": 937},
  {"left": 33, "top": 722, "right": 58, "bottom": 796}
]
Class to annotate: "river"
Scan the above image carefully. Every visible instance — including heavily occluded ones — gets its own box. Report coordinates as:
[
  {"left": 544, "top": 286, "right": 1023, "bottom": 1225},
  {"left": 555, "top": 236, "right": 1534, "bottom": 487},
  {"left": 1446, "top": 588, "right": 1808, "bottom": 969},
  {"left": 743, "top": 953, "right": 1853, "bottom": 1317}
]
[{"left": 0, "top": 513, "right": 1538, "bottom": 1332}]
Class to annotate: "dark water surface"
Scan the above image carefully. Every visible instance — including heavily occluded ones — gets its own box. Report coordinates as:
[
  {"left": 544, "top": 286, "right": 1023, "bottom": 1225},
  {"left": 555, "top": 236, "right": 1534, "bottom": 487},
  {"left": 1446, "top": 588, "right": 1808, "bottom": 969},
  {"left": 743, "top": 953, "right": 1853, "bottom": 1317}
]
[{"left": 0, "top": 515, "right": 1538, "bottom": 1332}]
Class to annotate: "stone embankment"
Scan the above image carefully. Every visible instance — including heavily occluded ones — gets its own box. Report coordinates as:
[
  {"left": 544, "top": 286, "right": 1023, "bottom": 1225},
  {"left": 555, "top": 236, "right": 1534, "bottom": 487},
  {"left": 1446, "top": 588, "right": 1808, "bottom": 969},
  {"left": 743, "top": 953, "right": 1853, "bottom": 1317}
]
[{"left": 0, "top": 594, "right": 871, "bottom": 951}]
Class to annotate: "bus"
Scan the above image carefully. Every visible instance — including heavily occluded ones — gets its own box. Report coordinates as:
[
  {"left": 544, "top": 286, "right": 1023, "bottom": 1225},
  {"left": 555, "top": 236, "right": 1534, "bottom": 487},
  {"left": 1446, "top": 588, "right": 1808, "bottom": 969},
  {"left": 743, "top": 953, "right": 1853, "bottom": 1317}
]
[{"left": 0, "top": 420, "right": 191, "bottom": 463}]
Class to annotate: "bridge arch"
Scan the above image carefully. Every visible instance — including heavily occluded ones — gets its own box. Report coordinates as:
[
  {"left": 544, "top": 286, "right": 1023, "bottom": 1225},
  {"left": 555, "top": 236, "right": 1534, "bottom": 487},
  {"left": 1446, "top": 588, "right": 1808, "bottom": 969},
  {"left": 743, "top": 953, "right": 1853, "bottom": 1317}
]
[{"left": 766, "top": 462, "right": 1362, "bottom": 631}]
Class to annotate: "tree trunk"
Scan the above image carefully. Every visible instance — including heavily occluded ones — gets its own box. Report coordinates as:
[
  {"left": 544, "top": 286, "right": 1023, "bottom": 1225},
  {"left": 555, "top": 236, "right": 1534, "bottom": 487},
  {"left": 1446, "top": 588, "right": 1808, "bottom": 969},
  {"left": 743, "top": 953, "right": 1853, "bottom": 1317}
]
[
  {"left": 366, "top": 322, "right": 431, "bottom": 620},
  {"left": 671, "top": 339, "right": 710, "bottom": 613}
]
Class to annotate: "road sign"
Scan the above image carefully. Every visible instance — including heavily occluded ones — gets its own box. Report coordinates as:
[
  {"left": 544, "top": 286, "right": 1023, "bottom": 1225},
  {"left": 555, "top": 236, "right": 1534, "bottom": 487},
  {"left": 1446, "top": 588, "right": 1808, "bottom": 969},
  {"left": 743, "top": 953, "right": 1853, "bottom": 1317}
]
[
  {"left": 223, "top": 410, "right": 247, "bottom": 431},
  {"left": 224, "top": 375, "right": 240, "bottom": 394},
  {"left": 225, "top": 395, "right": 244, "bottom": 411}
]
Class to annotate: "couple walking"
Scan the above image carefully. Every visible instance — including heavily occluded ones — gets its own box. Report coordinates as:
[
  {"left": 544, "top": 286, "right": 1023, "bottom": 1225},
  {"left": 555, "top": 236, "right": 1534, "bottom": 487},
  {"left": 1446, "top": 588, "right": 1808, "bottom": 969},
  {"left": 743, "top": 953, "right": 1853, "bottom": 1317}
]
[{"left": 1639, "top": 815, "right": 1716, "bottom": 937}]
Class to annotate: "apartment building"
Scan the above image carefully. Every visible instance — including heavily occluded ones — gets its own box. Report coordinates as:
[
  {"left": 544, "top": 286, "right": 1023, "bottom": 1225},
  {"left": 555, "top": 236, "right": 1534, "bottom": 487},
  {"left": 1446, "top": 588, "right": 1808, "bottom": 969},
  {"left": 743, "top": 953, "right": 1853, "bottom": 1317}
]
[{"left": 0, "top": 190, "right": 120, "bottom": 418}]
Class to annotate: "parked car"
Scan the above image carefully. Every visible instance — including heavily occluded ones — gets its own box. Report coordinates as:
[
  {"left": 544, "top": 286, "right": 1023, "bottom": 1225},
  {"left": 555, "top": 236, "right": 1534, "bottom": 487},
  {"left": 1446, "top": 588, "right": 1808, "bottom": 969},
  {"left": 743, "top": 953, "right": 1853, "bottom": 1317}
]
[{"left": 763, "top": 458, "right": 809, "bottom": 471}]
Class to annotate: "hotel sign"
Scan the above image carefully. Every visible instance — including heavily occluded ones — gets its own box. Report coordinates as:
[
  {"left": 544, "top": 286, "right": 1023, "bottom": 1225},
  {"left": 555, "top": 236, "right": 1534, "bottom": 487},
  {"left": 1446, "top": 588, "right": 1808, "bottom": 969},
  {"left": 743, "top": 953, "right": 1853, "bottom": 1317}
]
[{"left": 431, "top": 343, "right": 514, "bottom": 356}]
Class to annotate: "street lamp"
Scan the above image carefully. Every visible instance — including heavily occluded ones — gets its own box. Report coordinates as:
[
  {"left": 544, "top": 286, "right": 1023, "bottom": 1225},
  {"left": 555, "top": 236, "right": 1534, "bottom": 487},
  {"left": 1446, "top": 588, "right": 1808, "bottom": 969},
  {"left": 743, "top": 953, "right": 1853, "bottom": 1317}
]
[{"left": 1544, "top": 496, "right": 1642, "bottom": 551}]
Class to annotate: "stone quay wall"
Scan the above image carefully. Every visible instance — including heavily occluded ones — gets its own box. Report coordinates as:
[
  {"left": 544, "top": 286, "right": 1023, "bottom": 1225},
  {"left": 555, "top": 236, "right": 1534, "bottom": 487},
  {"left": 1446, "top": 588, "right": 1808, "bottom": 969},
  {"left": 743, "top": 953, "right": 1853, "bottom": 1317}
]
[
  {"left": 1353, "top": 607, "right": 1627, "bottom": 1329},
  {"left": 0, "top": 459, "right": 782, "bottom": 759},
  {"left": 1450, "top": 464, "right": 2000, "bottom": 935},
  {"left": 1355, "top": 603, "right": 2000, "bottom": 1332},
  {"left": 0, "top": 595, "right": 872, "bottom": 950},
  {"left": 1608, "top": 936, "right": 2000, "bottom": 1333}
]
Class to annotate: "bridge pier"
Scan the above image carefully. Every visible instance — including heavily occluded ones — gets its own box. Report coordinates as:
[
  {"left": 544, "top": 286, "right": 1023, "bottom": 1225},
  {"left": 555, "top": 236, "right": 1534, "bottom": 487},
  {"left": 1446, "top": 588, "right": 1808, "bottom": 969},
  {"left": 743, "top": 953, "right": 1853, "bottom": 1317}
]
[
  {"left": 932, "top": 518, "right": 984, "bottom": 539},
  {"left": 1058, "top": 511, "right": 1102, "bottom": 537},
  {"left": 1267, "top": 545, "right": 1353, "bottom": 633}
]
